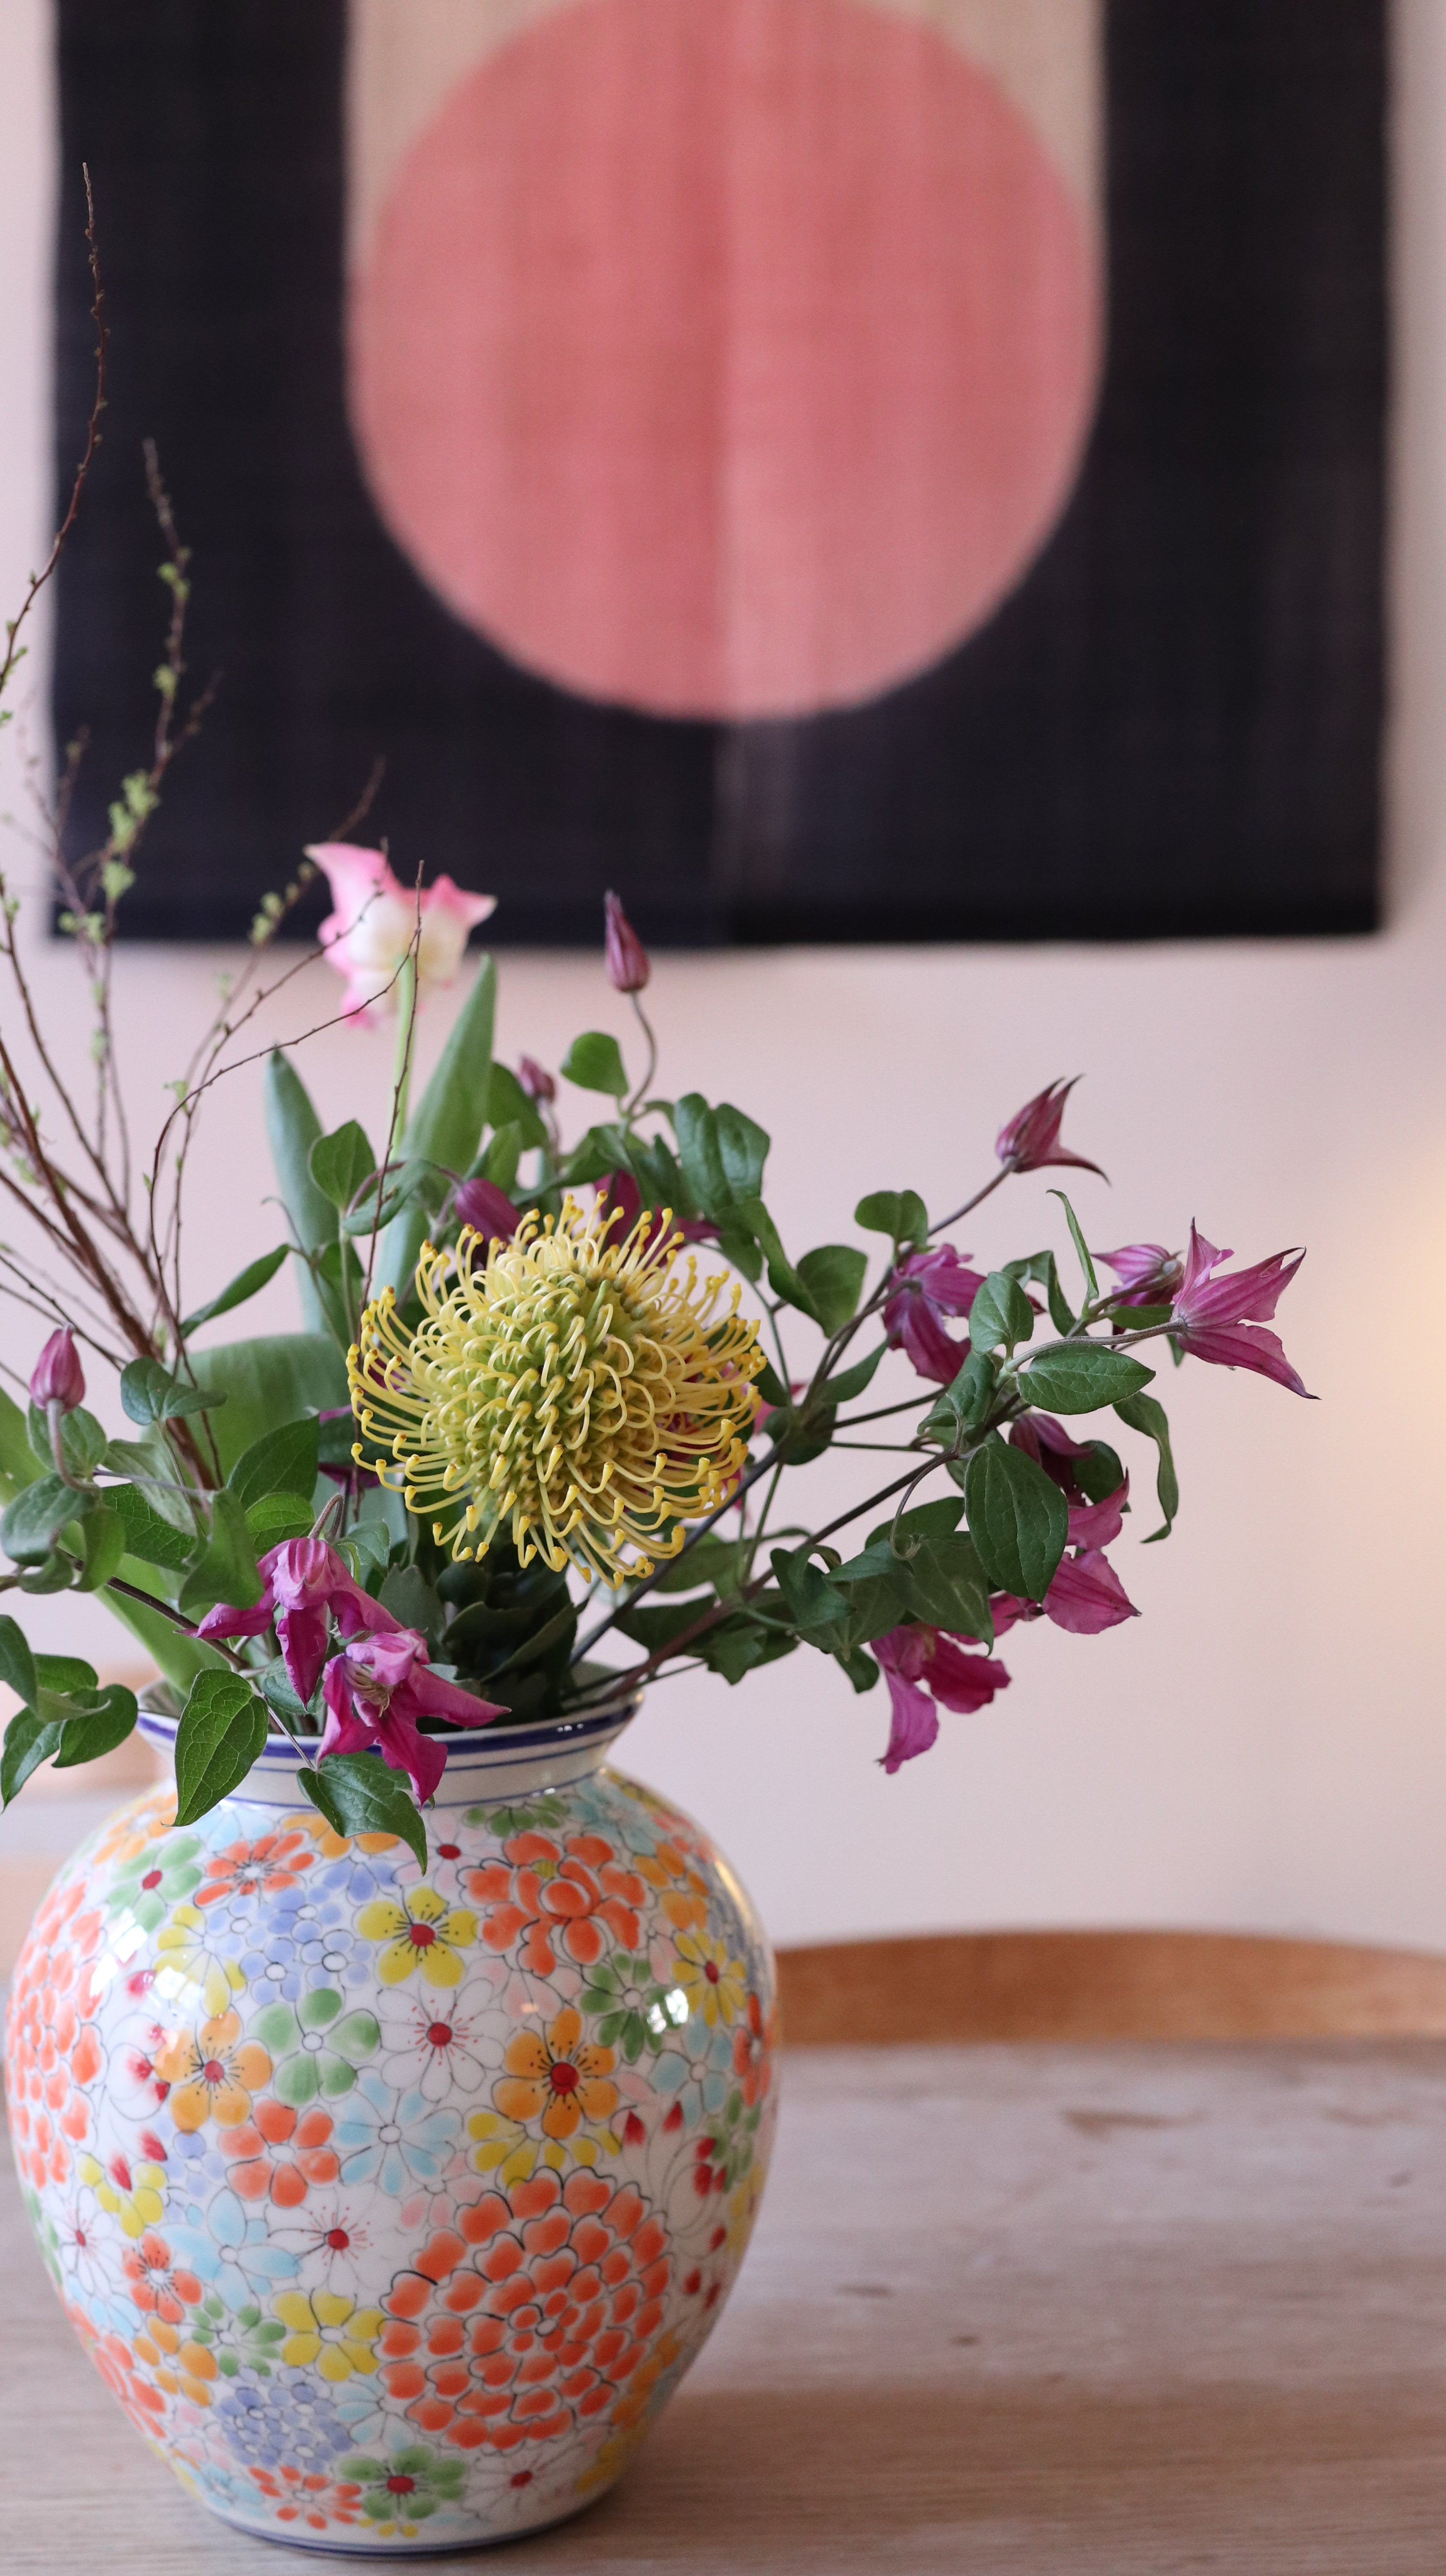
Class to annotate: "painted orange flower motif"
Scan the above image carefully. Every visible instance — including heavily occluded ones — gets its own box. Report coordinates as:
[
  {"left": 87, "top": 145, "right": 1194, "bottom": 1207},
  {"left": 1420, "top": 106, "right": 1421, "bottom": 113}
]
[
  {"left": 730, "top": 1993, "right": 775, "bottom": 2108},
  {"left": 91, "top": 1792, "right": 176, "bottom": 1868},
  {"left": 634, "top": 1839, "right": 709, "bottom": 1934},
  {"left": 152, "top": 2008, "right": 272, "bottom": 2132},
  {"left": 466, "top": 1832, "right": 646, "bottom": 1977},
  {"left": 492, "top": 2008, "right": 618, "bottom": 2144},
  {"left": 195, "top": 1830, "right": 316, "bottom": 1910},
  {"left": 133, "top": 2313, "right": 219, "bottom": 2408},
  {"left": 122, "top": 2229, "right": 204, "bottom": 2325},
  {"left": 296, "top": 1810, "right": 401, "bottom": 1863},
  {"left": 222, "top": 2099, "right": 341, "bottom": 2207},
  {"left": 377, "top": 2168, "right": 673, "bottom": 2452}
]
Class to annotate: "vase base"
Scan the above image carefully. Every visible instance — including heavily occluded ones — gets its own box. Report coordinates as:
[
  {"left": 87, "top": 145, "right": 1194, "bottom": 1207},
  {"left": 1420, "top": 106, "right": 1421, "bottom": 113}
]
[{"left": 201, "top": 2488, "right": 605, "bottom": 2557}]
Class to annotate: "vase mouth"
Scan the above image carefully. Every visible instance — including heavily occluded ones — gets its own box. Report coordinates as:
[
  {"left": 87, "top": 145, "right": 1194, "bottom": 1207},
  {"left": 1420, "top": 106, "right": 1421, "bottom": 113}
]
[{"left": 137, "top": 1693, "right": 641, "bottom": 1811}]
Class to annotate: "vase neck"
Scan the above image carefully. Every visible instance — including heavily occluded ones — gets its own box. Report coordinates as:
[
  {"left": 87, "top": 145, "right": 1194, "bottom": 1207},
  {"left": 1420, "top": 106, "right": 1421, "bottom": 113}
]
[{"left": 136, "top": 1703, "right": 637, "bottom": 1812}]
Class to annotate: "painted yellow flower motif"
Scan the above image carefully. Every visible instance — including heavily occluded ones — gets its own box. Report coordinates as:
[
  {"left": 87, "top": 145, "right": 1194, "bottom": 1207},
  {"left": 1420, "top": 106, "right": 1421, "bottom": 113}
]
[
  {"left": 674, "top": 1932, "right": 747, "bottom": 2028},
  {"left": 151, "top": 2008, "right": 272, "bottom": 2132},
  {"left": 465, "top": 2106, "right": 611, "bottom": 2187},
  {"left": 152, "top": 1903, "right": 246, "bottom": 2017},
  {"left": 492, "top": 2004, "right": 619, "bottom": 2144},
  {"left": 272, "top": 2289, "right": 384, "bottom": 2381},
  {"left": 79, "top": 2151, "right": 166, "bottom": 2240},
  {"left": 355, "top": 1885, "right": 477, "bottom": 1987},
  {"left": 348, "top": 1197, "right": 762, "bottom": 1585}
]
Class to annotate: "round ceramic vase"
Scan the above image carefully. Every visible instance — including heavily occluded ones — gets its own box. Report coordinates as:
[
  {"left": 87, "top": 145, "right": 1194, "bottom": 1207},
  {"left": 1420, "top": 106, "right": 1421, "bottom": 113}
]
[{"left": 4, "top": 1706, "right": 777, "bottom": 2553}]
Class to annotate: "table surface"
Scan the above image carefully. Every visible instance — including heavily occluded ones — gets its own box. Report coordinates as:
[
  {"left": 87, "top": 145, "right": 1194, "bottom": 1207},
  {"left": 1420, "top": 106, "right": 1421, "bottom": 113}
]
[{"left": 6, "top": 2040, "right": 1446, "bottom": 2573}]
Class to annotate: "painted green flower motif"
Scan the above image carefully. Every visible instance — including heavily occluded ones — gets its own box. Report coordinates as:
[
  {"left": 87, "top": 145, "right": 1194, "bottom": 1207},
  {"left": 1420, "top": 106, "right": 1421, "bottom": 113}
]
[
  {"left": 340, "top": 2443, "right": 466, "bottom": 2529},
  {"left": 104, "top": 1833, "right": 204, "bottom": 1930},
  {"left": 465, "top": 1792, "right": 567, "bottom": 1837},
  {"left": 185, "top": 2291, "right": 287, "bottom": 2379},
  {"left": 251, "top": 1988, "right": 380, "bottom": 2106},
  {"left": 578, "top": 1950, "right": 673, "bottom": 2063}
]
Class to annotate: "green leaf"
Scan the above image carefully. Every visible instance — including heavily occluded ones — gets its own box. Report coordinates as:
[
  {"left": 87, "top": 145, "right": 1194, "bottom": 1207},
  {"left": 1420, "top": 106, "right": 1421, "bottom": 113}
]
[
  {"left": 714, "top": 1104, "right": 770, "bottom": 1204},
  {"left": 967, "top": 1270, "right": 1036, "bottom": 1355},
  {"left": 650, "top": 1534, "right": 747, "bottom": 1595},
  {"left": 0, "top": 1616, "right": 38, "bottom": 1710},
  {"left": 75, "top": 1503, "right": 127, "bottom": 1593},
  {"left": 832, "top": 1644, "right": 880, "bottom": 1694},
  {"left": 1018, "top": 1343, "right": 1155, "bottom": 1414},
  {"left": 962, "top": 1436, "right": 1069, "bottom": 1601},
  {"left": 259, "top": 1656, "right": 316, "bottom": 1729},
  {"left": 763, "top": 1402, "right": 836, "bottom": 1466},
  {"left": 818, "top": 1343, "right": 886, "bottom": 1405},
  {"left": 1, "top": 1473, "right": 94, "bottom": 1564},
  {"left": 1006, "top": 1248, "right": 1077, "bottom": 1336},
  {"left": 559, "top": 1121, "right": 624, "bottom": 1188},
  {"left": 854, "top": 1189, "right": 928, "bottom": 1248},
  {"left": 29, "top": 1402, "right": 109, "bottom": 1478},
  {"left": 1072, "top": 1439, "right": 1128, "bottom": 1505},
  {"left": 796, "top": 1245, "right": 867, "bottom": 1337},
  {"left": 692, "top": 1607, "right": 798, "bottom": 1686},
  {"left": 1115, "top": 1392, "right": 1179, "bottom": 1540},
  {"left": 35, "top": 1654, "right": 96, "bottom": 1692},
  {"left": 0, "top": 1385, "right": 42, "bottom": 1503},
  {"left": 615, "top": 1598, "right": 719, "bottom": 1655},
  {"left": 174, "top": 1672, "right": 271, "bottom": 1825},
  {"left": 714, "top": 1217, "right": 764, "bottom": 1284},
  {"left": 377, "top": 1564, "right": 445, "bottom": 1646},
  {"left": 97, "top": 1574, "right": 231, "bottom": 1692},
  {"left": 920, "top": 1351, "right": 997, "bottom": 1446},
  {"left": 738, "top": 1200, "right": 820, "bottom": 1323},
  {"left": 672, "top": 1094, "right": 770, "bottom": 1219},
  {"left": 1, "top": 1709, "right": 64, "bottom": 1805},
  {"left": 245, "top": 1493, "right": 316, "bottom": 1548},
  {"left": 184, "top": 1336, "right": 349, "bottom": 1479},
  {"left": 107, "top": 1480, "right": 196, "bottom": 1574},
  {"left": 119, "top": 1358, "right": 222, "bottom": 1427},
  {"left": 15, "top": 1554, "right": 76, "bottom": 1594},
  {"left": 561, "top": 1030, "right": 629, "bottom": 1098},
  {"left": 378, "top": 957, "right": 496, "bottom": 1297},
  {"left": 485, "top": 1061, "right": 549, "bottom": 1151},
  {"left": 770, "top": 1547, "right": 852, "bottom": 1641},
  {"left": 309, "top": 1121, "right": 378, "bottom": 1212},
  {"left": 1049, "top": 1188, "right": 1100, "bottom": 1302},
  {"left": 228, "top": 1416, "right": 321, "bottom": 1509},
  {"left": 177, "top": 1488, "right": 263, "bottom": 1620},
  {"left": 52, "top": 1683, "right": 138, "bottom": 1768},
  {"left": 179, "top": 1245, "right": 291, "bottom": 1340},
  {"left": 265, "top": 1051, "right": 335, "bottom": 1335},
  {"left": 897, "top": 1531, "right": 994, "bottom": 1649},
  {"left": 480, "top": 1122, "right": 522, "bottom": 1192},
  {"left": 303, "top": 1753, "right": 428, "bottom": 1869}
]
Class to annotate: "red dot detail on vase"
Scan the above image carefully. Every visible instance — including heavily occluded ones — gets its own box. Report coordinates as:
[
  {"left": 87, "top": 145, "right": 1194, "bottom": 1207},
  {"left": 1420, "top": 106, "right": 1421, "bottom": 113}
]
[
  {"left": 437, "top": 1843, "right": 461, "bottom": 1860},
  {"left": 202, "top": 2061, "right": 224, "bottom": 2085},
  {"left": 326, "top": 2228, "right": 351, "bottom": 2251},
  {"left": 350, "top": 0, "right": 1099, "bottom": 720},
  {"left": 140, "top": 1869, "right": 163, "bottom": 1891},
  {"left": 408, "top": 1923, "right": 436, "bottom": 1948},
  {"left": 510, "top": 2471, "right": 534, "bottom": 2488},
  {"left": 426, "top": 2023, "right": 453, "bottom": 2048},
  {"left": 386, "top": 2475, "right": 416, "bottom": 2495},
  {"left": 548, "top": 2060, "right": 580, "bottom": 2094},
  {"left": 704, "top": 1961, "right": 720, "bottom": 1984}
]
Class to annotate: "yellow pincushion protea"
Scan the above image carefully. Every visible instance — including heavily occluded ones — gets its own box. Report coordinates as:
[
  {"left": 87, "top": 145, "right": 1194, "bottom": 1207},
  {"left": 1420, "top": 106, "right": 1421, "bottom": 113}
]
[{"left": 348, "top": 1198, "right": 763, "bottom": 1585}]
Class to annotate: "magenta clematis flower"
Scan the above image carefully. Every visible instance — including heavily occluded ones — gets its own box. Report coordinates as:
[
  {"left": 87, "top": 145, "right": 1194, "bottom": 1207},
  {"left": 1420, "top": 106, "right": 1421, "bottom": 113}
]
[
  {"left": 595, "top": 1170, "right": 719, "bottom": 1251},
  {"left": 603, "top": 891, "right": 650, "bottom": 994},
  {"left": 991, "top": 1525, "right": 1139, "bottom": 1639},
  {"left": 517, "top": 1055, "right": 556, "bottom": 1104},
  {"left": 1009, "top": 1412, "right": 1110, "bottom": 1504},
  {"left": 883, "top": 1246, "right": 987, "bottom": 1385},
  {"left": 874, "top": 1625, "right": 1011, "bottom": 1773},
  {"left": 308, "top": 842, "right": 495, "bottom": 1025},
  {"left": 197, "top": 1538, "right": 403, "bottom": 1708},
  {"left": 1171, "top": 1224, "right": 1311, "bottom": 1396},
  {"left": 1097, "top": 1242, "right": 1184, "bottom": 1308},
  {"left": 319, "top": 1631, "right": 501, "bottom": 1803},
  {"left": 30, "top": 1327, "right": 85, "bottom": 1413},
  {"left": 453, "top": 1177, "right": 521, "bottom": 1247},
  {"left": 996, "top": 1078, "right": 1106, "bottom": 1180}
]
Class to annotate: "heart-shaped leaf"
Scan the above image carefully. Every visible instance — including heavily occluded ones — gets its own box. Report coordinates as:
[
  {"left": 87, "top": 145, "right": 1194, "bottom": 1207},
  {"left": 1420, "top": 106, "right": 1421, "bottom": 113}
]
[
  {"left": 962, "top": 1436, "right": 1069, "bottom": 1601},
  {"left": 174, "top": 1670, "right": 271, "bottom": 1825},
  {"left": 303, "top": 1752, "right": 428, "bottom": 1869}
]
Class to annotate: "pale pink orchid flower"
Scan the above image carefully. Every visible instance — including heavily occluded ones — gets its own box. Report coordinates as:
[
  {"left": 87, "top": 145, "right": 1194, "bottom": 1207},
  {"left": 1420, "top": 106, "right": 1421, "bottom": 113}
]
[{"left": 308, "top": 842, "right": 495, "bottom": 1025}]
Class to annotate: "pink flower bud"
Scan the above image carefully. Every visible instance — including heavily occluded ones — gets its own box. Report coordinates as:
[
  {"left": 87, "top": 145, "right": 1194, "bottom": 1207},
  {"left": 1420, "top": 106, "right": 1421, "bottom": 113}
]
[
  {"left": 453, "top": 1178, "right": 521, "bottom": 1247},
  {"left": 30, "top": 1327, "right": 85, "bottom": 1413},
  {"left": 603, "top": 891, "right": 650, "bottom": 993},
  {"left": 517, "top": 1055, "right": 556, "bottom": 1104}
]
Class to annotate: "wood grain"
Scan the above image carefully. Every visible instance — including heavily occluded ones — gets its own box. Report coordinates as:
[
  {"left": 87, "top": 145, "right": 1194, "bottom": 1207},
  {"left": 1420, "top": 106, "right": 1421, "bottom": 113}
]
[
  {"left": 7, "top": 2039, "right": 1446, "bottom": 2570},
  {"left": 776, "top": 1927, "right": 1446, "bottom": 2042}
]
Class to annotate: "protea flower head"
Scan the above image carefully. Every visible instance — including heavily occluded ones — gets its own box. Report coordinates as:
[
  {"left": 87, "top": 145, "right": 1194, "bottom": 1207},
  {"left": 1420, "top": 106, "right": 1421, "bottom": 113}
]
[{"left": 348, "top": 1197, "right": 763, "bottom": 1585}]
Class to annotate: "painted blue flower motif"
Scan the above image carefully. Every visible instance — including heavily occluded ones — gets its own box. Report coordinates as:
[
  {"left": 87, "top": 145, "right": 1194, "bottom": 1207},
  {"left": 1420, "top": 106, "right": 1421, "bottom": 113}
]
[
  {"left": 216, "top": 2369, "right": 351, "bottom": 2473},
  {"left": 331, "top": 2072, "right": 459, "bottom": 2197},
  {"left": 164, "top": 2188, "right": 300, "bottom": 2311},
  {"left": 331, "top": 2378, "right": 391, "bottom": 2448},
  {"left": 651, "top": 2022, "right": 733, "bottom": 2130},
  {"left": 237, "top": 1884, "right": 370, "bottom": 2001}
]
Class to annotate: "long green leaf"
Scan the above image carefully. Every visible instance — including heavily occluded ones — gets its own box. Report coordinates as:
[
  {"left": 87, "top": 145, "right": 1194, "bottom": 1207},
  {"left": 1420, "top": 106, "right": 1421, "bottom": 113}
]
[
  {"left": 0, "top": 1616, "right": 38, "bottom": 1711},
  {"left": 179, "top": 1245, "right": 291, "bottom": 1340},
  {"left": 1, "top": 1709, "right": 64, "bottom": 1805},
  {"left": 378, "top": 957, "right": 496, "bottom": 1299},
  {"left": 0, "top": 1385, "right": 41, "bottom": 1505},
  {"left": 1019, "top": 1344, "right": 1155, "bottom": 1414},
  {"left": 1115, "top": 1391, "right": 1180, "bottom": 1540},
  {"left": 176, "top": 1488, "right": 263, "bottom": 1619},
  {"left": 265, "top": 1051, "right": 334, "bottom": 1334},
  {"left": 185, "top": 1335, "right": 349, "bottom": 1478},
  {"left": 97, "top": 1568, "right": 232, "bottom": 1693}
]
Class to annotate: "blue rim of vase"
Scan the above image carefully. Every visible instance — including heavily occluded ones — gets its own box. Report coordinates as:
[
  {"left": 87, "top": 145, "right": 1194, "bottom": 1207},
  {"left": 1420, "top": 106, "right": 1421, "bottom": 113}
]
[{"left": 136, "top": 1693, "right": 640, "bottom": 1769}]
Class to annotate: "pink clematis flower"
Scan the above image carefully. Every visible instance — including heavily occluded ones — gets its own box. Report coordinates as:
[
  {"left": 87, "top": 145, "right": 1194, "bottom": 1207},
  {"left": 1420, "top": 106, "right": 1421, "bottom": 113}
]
[
  {"left": 517, "top": 1056, "right": 556, "bottom": 1104},
  {"left": 308, "top": 843, "right": 495, "bottom": 1025},
  {"left": 874, "top": 1625, "right": 1012, "bottom": 1773},
  {"left": 883, "top": 1246, "right": 987, "bottom": 1385},
  {"left": 453, "top": 1177, "right": 521, "bottom": 1248},
  {"left": 197, "top": 1538, "right": 403, "bottom": 1708},
  {"left": 1171, "top": 1224, "right": 1311, "bottom": 1396},
  {"left": 595, "top": 1170, "right": 719, "bottom": 1252},
  {"left": 603, "top": 890, "right": 650, "bottom": 993},
  {"left": 1009, "top": 1412, "right": 1112, "bottom": 1504},
  {"left": 1097, "top": 1242, "right": 1184, "bottom": 1308},
  {"left": 996, "top": 1078, "right": 1106, "bottom": 1180},
  {"left": 30, "top": 1326, "right": 85, "bottom": 1413},
  {"left": 319, "top": 1631, "right": 501, "bottom": 1804},
  {"left": 993, "top": 1539, "right": 1139, "bottom": 1639}
]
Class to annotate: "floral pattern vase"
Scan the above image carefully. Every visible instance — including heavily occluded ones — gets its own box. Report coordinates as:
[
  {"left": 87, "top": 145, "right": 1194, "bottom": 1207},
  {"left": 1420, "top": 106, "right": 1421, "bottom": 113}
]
[{"left": 4, "top": 1704, "right": 777, "bottom": 2552}]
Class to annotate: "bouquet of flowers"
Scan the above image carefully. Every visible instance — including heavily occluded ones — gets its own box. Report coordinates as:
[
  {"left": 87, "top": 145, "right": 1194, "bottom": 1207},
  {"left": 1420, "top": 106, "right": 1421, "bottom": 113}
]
[{"left": 0, "top": 341, "right": 1311, "bottom": 1864}]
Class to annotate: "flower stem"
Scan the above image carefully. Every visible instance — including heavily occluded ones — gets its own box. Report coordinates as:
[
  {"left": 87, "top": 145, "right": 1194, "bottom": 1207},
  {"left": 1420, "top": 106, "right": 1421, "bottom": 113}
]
[{"left": 392, "top": 951, "right": 418, "bottom": 1142}]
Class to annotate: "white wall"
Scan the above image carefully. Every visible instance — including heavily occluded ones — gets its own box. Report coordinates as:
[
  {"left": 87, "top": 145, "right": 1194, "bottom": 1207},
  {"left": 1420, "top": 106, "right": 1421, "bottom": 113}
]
[{"left": 2, "top": 0, "right": 1443, "bottom": 1950}]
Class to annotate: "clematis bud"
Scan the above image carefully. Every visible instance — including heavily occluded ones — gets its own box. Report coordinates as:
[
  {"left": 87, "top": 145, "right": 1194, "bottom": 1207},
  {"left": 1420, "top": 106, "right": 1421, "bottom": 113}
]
[
  {"left": 30, "top": 1327, "right": 85, "bottom": 1413},
  {"left": 517, "top": 1055, "right": 556, "bottom": 1104},
  {"left": 453, "top": 1177, "right": 521, "bottom": 1249},
  {"left": 603, "top": 891, "right": 650, "bottom": 993},
  {"left": 996, "top": 1078, "right": 1106, "bottom": 1180}
]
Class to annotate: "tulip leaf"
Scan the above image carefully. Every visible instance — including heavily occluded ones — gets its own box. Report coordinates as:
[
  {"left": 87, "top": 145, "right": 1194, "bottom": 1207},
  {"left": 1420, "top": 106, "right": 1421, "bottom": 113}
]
[
  {"left": 1, "top": 1472, "right": 94, "bottom": 1565},
  {"left": 304, "top": 1752, "right": 428, "bottom": 1869},
  {"left": 0, "top": 1385, "right": 42, "bottom": 1504},
  {"left": 854, "top": 1189, "right": 928, "bottom": 1249},
  {"left": 120, "top": 1357, "right": 223, "bottom": 1427},
  {"left": 176, "top": 1487, "right": 263, "bottom": 1620},
  {"left": 962, "top": 1434, "right": 1069, "bottom": 1601},
  {"left": 378, "top": 957, "right": 496, "bottom": 1297},
  {"left": 179, "top": 1245, "right": 291, "bottom": 1341},
  {"left": 921, "top": 1352, "right": 996, "bottom": 1447},
  {"left": 1, "top": 1708, "right": 65, "bottom": 1805},
  {"left": 52, "top": 1683, "right": 139, "bottom": 1768},
  {"left": 310, "top": 1122, "right": 378, "bottom": 1212},
  {"left": 562, "top": 1030, "right": 629, "bottom": 1098},
  {"left": 485, "top": 1062, "right": 549, "bottom": 1151},
  {"left": 794, "top": 1246, "right": 867, "bottom": 1338},
  {"left": 109, "top": 1480, "right": 197, "bottom": 1574},
  {"left": 480, "top": 1122, "right": 522, "bottom": 1192},
  {"left": 174, "top": 1671, "right": 271, "bottom": 1826},
  {"left": 266, "top": 1051, "right": 336, "bottom": 1334},
  {"left": 1049, "top": 1189, "right": 1100, "bottom": 1301},
  {"left": 228, "top": 1416, "right": 321, "bottom": 1509},
  {"left": 967, "top": 1270, "right": 1036, "bottom": 1355},
  {"left": 1018, "top": 1343, "right": 1155, "bottom": 1414},
  {"left": 184, "top": 1336, "right": 349, "bottom": 1477},
  {"left": 75, "top": 1502, "right": 127, "bottom": 1593},
  {"left": 0, "top": 1614, "right": 38, "bottom": 1712},
  {"left": 1114, "top": 1392, "right": 1180, "bottom": 1540}
]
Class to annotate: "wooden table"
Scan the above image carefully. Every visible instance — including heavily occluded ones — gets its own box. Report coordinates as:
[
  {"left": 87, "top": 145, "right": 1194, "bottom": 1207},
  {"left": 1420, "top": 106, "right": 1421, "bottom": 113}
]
[{"left": 6, "top": 2042, "right": 1446, "bottom": 2571}]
